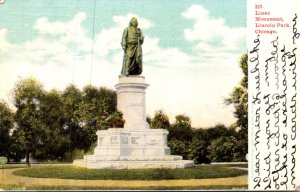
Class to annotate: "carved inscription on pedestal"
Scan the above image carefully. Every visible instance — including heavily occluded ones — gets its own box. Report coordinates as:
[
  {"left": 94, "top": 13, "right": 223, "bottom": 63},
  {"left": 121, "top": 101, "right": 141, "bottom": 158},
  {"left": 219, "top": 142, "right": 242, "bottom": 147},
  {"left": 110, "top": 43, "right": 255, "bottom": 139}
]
[
  {"left": 131, "top": 137, "right": 141, "bottom": 144},
  {"left": 147, "top": 139, "right": 160, "bottom": 145},
  {"left": 111, "top": 136, "right": 119, "bottom": 144},
  {"left": 121, "top": 136, "right": 128, "bottom": 144}
]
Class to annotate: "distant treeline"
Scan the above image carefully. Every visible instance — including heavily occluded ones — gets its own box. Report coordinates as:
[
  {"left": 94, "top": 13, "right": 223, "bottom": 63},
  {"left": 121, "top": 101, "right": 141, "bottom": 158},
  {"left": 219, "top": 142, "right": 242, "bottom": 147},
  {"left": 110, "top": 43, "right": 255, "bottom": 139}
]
[{"left": 148, "top": 110, "right": 247, "bottom": 163}]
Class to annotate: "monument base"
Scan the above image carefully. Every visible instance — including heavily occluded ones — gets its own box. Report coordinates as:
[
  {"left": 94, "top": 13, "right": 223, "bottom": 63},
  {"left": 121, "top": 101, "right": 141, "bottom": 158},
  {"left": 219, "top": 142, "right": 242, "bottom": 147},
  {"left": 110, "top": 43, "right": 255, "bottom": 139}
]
[
  {"left": 73, "top": 76, "right": 194, "bottom": 169},
  {"left": 73, "top": 128, "right": 194, "bottom": 169},
  {"left": 73, "top": 159, "right": 194, "bottom": 169}
]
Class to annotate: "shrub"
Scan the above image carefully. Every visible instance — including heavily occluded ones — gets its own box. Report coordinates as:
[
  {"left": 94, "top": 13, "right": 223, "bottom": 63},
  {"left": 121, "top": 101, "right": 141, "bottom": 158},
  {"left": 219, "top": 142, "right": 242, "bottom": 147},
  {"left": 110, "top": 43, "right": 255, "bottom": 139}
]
[
  {"left": 168, "top": 139, "right": 188, "bottom": 159},
  {"left": 208, "top": 136, "right": 247, "bottom": 162},
  {"left": 63, "top": 149, "right": 84, "bottom": 162},
  {"left": 187, "top": 139, "right": 211, "bottom": 164},
  {"left": 98, "top": 111, "right": 125, "bottom": 129}
]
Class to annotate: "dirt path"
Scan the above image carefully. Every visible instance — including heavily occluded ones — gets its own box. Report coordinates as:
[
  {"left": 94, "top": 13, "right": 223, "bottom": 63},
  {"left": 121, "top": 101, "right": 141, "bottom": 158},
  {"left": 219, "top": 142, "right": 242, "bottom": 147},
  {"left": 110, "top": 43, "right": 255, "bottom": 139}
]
[{"left": 0, "top": 168, "right": 247, "bottom": 189}]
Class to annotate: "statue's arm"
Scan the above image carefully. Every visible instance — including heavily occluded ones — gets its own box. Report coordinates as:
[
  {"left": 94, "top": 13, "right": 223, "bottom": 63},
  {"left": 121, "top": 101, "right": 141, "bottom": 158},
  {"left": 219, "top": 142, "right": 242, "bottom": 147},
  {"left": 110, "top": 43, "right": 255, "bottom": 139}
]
[
  {"left": 139, "top": 29, "right": 144, "bottom": 44},
  {"left": 121, "top": 28, "right": 127, "bottom": 50}
]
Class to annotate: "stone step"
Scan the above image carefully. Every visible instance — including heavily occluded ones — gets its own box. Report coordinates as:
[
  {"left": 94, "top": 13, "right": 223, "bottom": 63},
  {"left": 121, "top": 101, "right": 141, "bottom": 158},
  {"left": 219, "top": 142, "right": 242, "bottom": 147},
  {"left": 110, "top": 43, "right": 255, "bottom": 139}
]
[
  {"left": 83, "top": 155, "right": 182, "bottom": 161},
  {"left": 73, "top": 159, "right": 194, "bottom": 169}
]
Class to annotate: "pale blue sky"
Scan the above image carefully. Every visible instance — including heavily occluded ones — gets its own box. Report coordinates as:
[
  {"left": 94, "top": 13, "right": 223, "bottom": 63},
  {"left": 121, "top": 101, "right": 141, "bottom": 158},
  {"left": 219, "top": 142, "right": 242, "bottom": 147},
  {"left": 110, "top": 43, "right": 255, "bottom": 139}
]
[
  {"left": 0, "top": 0, "right": 246, "bottom": 127},
  {"left": 0, "top": 0, "right": 246, "bottom": 49}
]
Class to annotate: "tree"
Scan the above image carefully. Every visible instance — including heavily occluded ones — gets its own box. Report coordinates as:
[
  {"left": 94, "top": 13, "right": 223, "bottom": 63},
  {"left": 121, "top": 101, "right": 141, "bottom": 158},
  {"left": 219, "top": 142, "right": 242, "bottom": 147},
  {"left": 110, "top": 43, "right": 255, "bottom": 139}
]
[
  {"left": 97, "top": 87, "right": 117, "bottom": 116},
  {"left": 9, "top": 77, "right": 119, "bottom": 162},
  {"left": 187, "top": 138, "right": 210, "bottom": 164},
  {"left": 208, "top": 136, "right": 236, "bottom": 162},
  {"left": 99, "top": 111, "right": 125, "bottom": 130},
  {"left": 36, "top": 89, "right": 68, "bottom": 160},
  {"left": 225, "top": 53, "right": 248, "bottom": 139},
  {"left": 232, "top": 138, "right": 248, "bottom": 162},
  {"left": 168, "top": 114, "right": 192, "bottom": 141},
  {"left": 208, "top": 136, "right": 247, "bottom": 162},
  {"left": 13, "top": 77, "right": 44, "bottom": 165},
  {"left": 61, "top": 85, "right": 118, "bottom": 154},
  {"left": 172, "top": 114, "right": 191, "bottom": 129},
  {"left": 150, "top": 110, "right": 170, "bottom": 129},
  {"left": 205, "top": 124, "right": 236, "bottom": 142},
  {"left": 0, "top": 101, "right": 14, "bottom": 162},
  {"left": 78, "top": 86, "right": 117, "bottom": 131},
  {"left": 9, "top": 128, "right": 26, "bottom": 162},
  {"left": 167, "top": 114, "right": 193, "bottom": 159},
  {"left": 168, "top": 139, "right": 188, "bottom": 159},
  {"left": 61, "top": 84, "right": 83, "bottom": 154},
  {"left": 76, "top": 86, "right": 117, "bottom": 151}
]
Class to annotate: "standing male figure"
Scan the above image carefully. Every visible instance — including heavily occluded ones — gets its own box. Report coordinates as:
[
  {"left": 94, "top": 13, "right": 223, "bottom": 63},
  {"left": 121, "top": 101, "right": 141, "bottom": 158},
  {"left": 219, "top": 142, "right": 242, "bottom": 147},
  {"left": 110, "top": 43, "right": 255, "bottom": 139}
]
[{"left": 121, "top": 17, "right": 144, "bottom": 76}]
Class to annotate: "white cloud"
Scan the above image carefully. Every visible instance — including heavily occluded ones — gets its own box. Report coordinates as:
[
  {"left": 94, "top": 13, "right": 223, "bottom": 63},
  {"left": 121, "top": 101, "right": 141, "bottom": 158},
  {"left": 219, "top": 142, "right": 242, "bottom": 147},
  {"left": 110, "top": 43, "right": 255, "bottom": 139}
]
[
  {"left": 34, "top": 12, "right": 92, "bottom": 55},
  {"left": 182, "top": 4, "right": 246, "bottom": 53},
  {"left": 0, "top": 29, "right": 14, "bottom": 53},
  {"left": 34, "top": 12, "right": 87, "bottom": 36}
]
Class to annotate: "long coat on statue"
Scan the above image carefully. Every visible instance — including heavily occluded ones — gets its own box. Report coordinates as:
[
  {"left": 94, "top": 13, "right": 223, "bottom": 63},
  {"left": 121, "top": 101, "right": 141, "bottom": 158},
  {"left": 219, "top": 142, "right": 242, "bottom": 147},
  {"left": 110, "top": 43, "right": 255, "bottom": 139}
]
[{"left": 121, "top": 26, "right": 144, "bottom": 75}]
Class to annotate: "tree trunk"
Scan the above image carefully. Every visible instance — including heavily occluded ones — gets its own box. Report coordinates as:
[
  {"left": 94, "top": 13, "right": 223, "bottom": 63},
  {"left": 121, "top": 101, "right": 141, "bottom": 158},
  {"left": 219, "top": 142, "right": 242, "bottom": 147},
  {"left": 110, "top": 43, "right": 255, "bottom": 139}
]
[
  {"left": 25, "top": 146, "right": 31, "bottom": 167},
  {"left": 7, "top": 155, "right": 10, "bottom": 164}
]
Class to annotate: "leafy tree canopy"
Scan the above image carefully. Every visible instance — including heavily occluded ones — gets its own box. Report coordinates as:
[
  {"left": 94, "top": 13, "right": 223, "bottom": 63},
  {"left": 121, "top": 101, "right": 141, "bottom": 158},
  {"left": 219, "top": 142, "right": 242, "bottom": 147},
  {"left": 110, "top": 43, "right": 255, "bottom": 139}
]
[
  {"left": 0, "top": 101, "right": 14, "bottom": 158},
  {"left": 150, "top": 110, "right": 170, "bottom": 129},
  {"left": 225, "top": 53, "right": 248, "bottom": 138}
]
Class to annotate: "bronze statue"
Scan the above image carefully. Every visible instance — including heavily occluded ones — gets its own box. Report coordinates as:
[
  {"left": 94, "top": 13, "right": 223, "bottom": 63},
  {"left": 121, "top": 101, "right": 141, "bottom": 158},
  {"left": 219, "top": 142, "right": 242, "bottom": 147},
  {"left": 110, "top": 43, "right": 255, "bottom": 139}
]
[{"left": 121, "top": 17, "right": 144, "bottom": 76}]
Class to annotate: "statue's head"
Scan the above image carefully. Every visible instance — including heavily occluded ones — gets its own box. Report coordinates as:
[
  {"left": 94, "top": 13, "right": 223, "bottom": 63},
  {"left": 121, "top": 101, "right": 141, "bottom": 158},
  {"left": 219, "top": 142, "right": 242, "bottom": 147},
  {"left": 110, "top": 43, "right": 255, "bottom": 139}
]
[{"left": 129, "top": 17, "right": 138, "bottom": 27}]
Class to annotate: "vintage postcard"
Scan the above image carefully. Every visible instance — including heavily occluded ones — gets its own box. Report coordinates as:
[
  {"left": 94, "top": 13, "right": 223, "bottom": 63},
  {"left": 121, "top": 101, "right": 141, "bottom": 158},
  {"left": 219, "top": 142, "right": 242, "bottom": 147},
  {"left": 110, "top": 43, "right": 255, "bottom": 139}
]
[{"left": 0, "top": 0, "right": 299, "bottom": 190}]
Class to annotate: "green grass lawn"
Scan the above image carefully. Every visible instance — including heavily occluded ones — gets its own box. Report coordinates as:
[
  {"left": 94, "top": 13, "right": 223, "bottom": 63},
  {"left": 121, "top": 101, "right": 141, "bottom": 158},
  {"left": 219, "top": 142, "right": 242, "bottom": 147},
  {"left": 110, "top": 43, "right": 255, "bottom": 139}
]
[
  {"left": 0, "top": 164, "right": 29, "bottom": 169},
  {"left": 0, "top": 162, "right": 67, "bottom": 169},
  {"left": 231, "top": 163, "right": 248, "bottom": 168},
  {"left": 13, "top": 164, "right": 247, "bottom": 180}
]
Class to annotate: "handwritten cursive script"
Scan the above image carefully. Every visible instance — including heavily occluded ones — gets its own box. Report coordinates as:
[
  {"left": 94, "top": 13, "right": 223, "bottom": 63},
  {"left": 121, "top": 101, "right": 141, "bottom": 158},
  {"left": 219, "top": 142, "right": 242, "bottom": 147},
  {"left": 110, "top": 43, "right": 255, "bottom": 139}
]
[{"left": 250, "top": 13, "right": 298, "bottom": 190}]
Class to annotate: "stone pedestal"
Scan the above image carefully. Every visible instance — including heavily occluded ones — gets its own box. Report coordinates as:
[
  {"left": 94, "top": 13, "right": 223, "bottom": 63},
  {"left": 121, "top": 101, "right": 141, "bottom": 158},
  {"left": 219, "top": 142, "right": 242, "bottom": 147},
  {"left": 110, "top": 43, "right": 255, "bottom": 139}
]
[
  {"left": 73, "top": 76, "right": 194, "bottom": 169},
  {"left": 93, "top": 128, "right": 171, "bottom": 159},
  {"left": 115, "top": 76, "right": 150, "bottom": 129}
]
